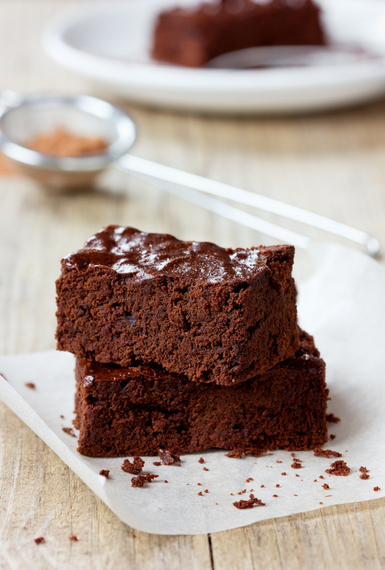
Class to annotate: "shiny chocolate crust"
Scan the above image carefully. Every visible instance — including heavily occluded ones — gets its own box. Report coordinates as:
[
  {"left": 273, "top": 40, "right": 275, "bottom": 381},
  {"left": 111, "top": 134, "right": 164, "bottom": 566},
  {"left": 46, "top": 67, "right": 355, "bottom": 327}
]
[
  {"left": 152, "top": 0, "right": 326, "bottom": 68},
  {"left": 64, "top": 225, "right": 280, "bottom": 283},
  {"left": 56, "top": 225, "right": 299, "bottom": 385},
  {"left": 74, "top": 330, "right": 328, "bottom": 457}
]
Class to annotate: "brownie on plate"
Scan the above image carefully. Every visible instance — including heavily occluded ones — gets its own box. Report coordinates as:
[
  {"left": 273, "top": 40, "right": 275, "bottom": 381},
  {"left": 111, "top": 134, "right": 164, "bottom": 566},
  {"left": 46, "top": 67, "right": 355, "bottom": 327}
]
[
  {"left": 74, "top": 330, "right": 328, "bottom": 456},
  {"left": 56, "top": 225, "right": 299, "bottom": 385},
  {"left": 152, "top": 0, "right": 326, "bottom": 68}
]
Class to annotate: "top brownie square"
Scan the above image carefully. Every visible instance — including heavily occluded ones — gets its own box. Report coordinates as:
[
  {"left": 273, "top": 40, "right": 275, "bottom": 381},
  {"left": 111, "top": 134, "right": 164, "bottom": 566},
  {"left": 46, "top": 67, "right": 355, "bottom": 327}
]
[{"left": 56, "top": 225, "right": 299, "bottom": 385}]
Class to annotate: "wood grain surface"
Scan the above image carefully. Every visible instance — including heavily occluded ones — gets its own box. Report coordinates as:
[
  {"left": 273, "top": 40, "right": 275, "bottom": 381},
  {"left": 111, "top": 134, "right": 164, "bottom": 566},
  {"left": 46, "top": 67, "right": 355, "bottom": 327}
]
[{"left": 1, "top": 2, "right": 385, "bottom": 569}]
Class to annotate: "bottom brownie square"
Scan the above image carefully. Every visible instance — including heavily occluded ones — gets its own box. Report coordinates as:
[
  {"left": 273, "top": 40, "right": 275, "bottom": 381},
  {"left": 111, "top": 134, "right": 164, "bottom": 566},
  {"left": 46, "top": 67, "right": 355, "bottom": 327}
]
[{"left": 74, "top": 330, "right": 328, "bottom": 457}]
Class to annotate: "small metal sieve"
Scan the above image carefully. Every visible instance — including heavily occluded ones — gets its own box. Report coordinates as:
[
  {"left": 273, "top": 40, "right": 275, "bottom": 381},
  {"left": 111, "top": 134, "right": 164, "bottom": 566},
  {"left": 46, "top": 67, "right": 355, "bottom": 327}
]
[{"left": 0, "top": 90, "right": 136, "bottom": 190}]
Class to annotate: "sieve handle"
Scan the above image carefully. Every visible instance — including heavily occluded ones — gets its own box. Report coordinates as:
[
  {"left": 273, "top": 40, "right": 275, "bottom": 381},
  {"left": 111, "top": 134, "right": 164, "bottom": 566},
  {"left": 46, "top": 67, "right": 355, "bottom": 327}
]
[{"left": 117, "top": 154, "right": 380, "bottom": 256}]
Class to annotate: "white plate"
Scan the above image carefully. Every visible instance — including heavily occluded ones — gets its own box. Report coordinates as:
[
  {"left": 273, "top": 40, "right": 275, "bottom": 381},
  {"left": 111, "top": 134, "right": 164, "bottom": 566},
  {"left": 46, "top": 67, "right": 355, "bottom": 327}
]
[{"left": 43, "top": 0, "right": 385, "bottom": 114}]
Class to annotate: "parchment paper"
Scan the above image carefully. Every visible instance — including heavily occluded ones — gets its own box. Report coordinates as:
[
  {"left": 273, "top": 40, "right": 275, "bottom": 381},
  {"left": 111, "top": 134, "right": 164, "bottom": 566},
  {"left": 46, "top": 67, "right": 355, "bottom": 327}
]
[{"left": 0, "top": 242, "right": 384, "bottom": 535}]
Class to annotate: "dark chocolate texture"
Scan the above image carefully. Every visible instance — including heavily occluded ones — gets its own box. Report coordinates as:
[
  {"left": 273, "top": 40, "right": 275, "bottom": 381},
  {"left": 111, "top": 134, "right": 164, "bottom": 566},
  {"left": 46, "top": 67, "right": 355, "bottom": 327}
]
[
  {"left": 56, "top": 225, "right": 299, "bottom": 385},
  {"left": 152, "top": 0, "right": 326, "bottom": 68},
  {"left": 74, "top": 330, "right": 328, "bottom": 457}
]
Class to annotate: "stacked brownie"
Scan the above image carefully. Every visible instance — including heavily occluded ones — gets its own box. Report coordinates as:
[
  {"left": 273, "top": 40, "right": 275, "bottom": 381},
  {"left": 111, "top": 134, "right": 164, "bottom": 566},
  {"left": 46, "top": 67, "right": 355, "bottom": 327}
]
[{"left": 56, "top": 225, "right": 328, "bottom": 457}]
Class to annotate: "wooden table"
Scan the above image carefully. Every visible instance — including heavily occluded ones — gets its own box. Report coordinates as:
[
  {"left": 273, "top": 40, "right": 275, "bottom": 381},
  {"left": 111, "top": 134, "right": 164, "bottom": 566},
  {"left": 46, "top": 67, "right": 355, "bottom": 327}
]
[{"left": 1, "top": 2, "right": 385, "bottom": 569}]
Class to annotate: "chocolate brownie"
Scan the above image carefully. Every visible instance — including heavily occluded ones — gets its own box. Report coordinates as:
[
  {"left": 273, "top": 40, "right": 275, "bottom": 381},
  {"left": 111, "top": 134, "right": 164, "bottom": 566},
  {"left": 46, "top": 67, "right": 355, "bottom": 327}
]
[
  {"left": 74, "top": 330, "right": 328, "bottom": 456},
  {"left": 56, "top": 225, "right": 299, "bottom": 385},
  {"left": 152, "top": 0, "right": 326, "bottom": 68}
]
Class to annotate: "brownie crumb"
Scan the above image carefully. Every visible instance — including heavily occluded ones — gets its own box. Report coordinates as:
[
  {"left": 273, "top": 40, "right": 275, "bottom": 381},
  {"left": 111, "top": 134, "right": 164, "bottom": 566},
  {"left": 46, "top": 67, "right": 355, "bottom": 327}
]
[
  {"left": 69, "top": 536, "right": 78, "bottom": 541},
  {"left": 153, "top": 461, "right": 162, "bottom": 466},
  {"left": 294, "top": 494, "right": 298, "bottom": 496},
  {"left": 281, "top": 472, "right": 287, "bottom": 476},
  {"left": 295, "top": 474, "right": 300, "bottom": 478},
  {"left": 291, "top": 462, "right": 302, "bottom": 469},
  {"left": 25, "top": 383, "right": 36, "bottom": 389},
  {"left": 62, "top": 427, "right": 76, "bottom": 438},
  {"left": 326, "top": 413, "right": 340, "bottom": 423},
  {"left": 204, "top": 489, "right": 209, "bottom": 493},
  {"left": 260, "top": 485, "right": 265, "bottom": 488},
  {"left": 359, "top": 466, "right": 369, "bottom": 474},
  {"left": 273, "top": 494, "right": 278, "bottom": 498},
  {"left": 131, "top": 473, "right": 159, "bottom": 487},
  {"left": 198, "top": 491, "right": 203, "bottom": 496},
  {"left": 237, "top": 489, "right": 247, "bottom": 495},
  {"left": 146, "top": 473, "right": 158, "bottom": 483},
  {"left": 326, "top": 460, "right": 350, "bottom": 476},
  {"left": 360, "top": 473, "right": 370, "bottom": 480},
  {"left": 197, "top": 483, "right": 202, "bottom": 486},
  {"left": 314, "top": 448, "right": 342, "bottom": 458},
  {"left": 164, "top": 480, "right": 168, "bottom": 483},
  {"left": 60, "top": 415, "right": 64, "bottom": 419},
  {"left": 276, "top": 460, "right": 282, "bottom": 464},
  {"left": 203, "top": 467, "right": 209, "bottom": 472},
  {"left": 246, "top": 478, "right": 254, "bottom": 483},
  {"left": 291, "top": 453, "right": 296, "bottom": 457},
  {"left": 158, "top": 449, "right": 180, "bottom": 465},
  {"left": 319, "top": 502, "right": 323, "bottom": 505},
  {"left": 330, "top": 434, "right": 336, "bottom": 440},
  {"left": 225, "top": 449, "right": 244, "bottom": 459},
  {"left": 374, "top": 486, "right": 380, "bottom": 491},
  {"left": 198, "top": 458, "right": 205, "bottom": 464},
  {"left": 322, "top": 483, "right": 330, "bottom": 490},
  {"left": 99, "top": 470, "right": 110, "bottom": 479},
  {"left": 233, "top": 494, "right": 265, "bottom": 509},
  {"left": 121, "top": 457, "right": 145, "bottom": 475},
  {"left": 313, "top": 480, "right": 317, "bottom": 483},
  {"left": 319, "top": 475, "right": 324, "bottom": 479},
  {"left": 276, "top": 484, "right": 280, "bottom": 488},
  {"left": 34, "top": 537, "right": 45, "bottom": 545},
  {"left": 244, "top": 448, "right": 261, "bottom": 457}
]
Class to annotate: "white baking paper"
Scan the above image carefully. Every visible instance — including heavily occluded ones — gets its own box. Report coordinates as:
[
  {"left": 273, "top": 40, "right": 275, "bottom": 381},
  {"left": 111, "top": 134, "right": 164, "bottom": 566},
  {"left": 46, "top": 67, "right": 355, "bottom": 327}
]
[{"left": 0, "top": 242, "right": 384, "bottom": 535}]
